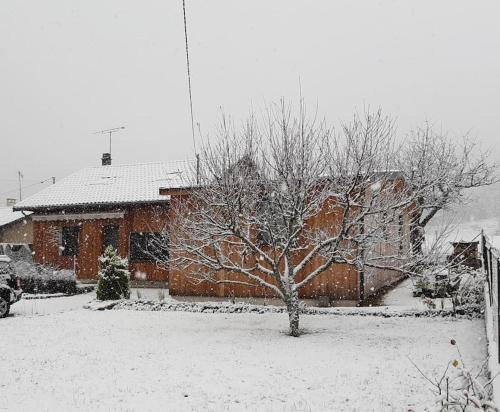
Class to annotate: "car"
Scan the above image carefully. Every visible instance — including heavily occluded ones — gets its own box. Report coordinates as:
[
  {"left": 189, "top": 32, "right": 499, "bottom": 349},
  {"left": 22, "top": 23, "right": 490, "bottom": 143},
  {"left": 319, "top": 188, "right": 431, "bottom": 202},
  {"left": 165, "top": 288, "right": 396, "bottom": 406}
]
[{"left": 0, "top": 255, "right": 22, "bottom": 317}]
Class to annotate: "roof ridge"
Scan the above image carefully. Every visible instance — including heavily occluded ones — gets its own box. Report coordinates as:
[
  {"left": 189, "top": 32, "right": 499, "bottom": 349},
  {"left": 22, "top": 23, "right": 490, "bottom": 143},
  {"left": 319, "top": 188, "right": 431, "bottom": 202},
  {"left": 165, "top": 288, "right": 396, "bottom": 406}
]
[{"left": 84, "top": 159, "right": 196, "bottom": 169}]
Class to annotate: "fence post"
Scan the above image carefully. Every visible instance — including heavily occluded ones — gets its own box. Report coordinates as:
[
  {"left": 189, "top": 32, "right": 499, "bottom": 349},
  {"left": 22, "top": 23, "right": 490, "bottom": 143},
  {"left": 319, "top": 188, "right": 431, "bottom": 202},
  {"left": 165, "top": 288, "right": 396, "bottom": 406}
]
[{"left": 482, "top": 231, "right": 492, "bottom": 305}]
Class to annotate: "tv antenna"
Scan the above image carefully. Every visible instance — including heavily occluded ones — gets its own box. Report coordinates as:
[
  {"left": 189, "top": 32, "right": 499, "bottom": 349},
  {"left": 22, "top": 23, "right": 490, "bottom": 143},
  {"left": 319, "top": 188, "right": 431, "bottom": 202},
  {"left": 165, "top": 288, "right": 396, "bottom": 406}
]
[
  {"left": 182, "top": 0, "right": 196, "bottom": 154},
  {"left": 94, "top": 126, "right": 125, "bottom": 156}
]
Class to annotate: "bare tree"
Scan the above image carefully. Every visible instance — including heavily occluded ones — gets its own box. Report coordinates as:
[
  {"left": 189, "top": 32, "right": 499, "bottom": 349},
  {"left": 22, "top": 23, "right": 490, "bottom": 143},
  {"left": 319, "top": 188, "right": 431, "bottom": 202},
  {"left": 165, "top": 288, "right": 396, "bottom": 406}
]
[
  {"left": 397, "top": 124, "right": 498, "bottom": 256},
  {"left": 167, "top": 101, "right": 416, "bottom": 336}
]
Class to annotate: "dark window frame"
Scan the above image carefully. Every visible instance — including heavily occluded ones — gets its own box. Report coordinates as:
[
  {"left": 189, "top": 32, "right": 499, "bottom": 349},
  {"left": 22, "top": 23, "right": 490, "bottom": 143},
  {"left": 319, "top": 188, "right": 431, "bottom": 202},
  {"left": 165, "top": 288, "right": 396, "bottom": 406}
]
[
  {"left": 129, "top": 232, "right": 169, "bottom": 264},
  {"left": 102, "top": 224, "right": 120, "bottom": 253}
]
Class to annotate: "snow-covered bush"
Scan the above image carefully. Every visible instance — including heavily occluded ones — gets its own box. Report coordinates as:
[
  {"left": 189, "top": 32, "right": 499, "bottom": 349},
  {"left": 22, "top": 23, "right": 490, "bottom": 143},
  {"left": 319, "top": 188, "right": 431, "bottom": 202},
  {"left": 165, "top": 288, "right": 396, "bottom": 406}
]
[
  {"left": 413, "top": 266, "right": 485, "bottom": 315},
  {"left": 412, "top": 339, "right": 498, "bottom": 411},
  {"left": 452, "top": 268, "right": 485, "bottom": 315},
  {"left": 96, "top": 246, "right": 130, "bottom": 301},
  {"left": 12, "top": 261, "right": 78, "bottom": 294},
  {"left": 0, "top": 243, "right": 33, "bottom": 262}
]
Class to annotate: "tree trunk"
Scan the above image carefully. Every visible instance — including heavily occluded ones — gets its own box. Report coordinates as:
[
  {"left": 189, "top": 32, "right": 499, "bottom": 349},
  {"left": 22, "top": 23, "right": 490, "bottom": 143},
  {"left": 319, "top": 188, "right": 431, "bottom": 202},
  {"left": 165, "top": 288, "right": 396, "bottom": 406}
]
[
  {"left": 410, "top": 207, "right": 424, "bottom": 257},
  {"left": 285, "top": 291, "right": 300, "bottom": 337}
]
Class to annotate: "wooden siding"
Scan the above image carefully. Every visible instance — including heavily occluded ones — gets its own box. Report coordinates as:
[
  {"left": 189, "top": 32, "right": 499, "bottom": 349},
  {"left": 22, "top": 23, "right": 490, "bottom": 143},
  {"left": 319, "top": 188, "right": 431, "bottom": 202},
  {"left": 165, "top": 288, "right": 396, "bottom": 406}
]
[
  {"left": 362, "top": 204, "right": 412, "bottom": 298},
  {"left": 168, "top": 193, "right": 361, "bottom": 301},
  {"left": 169, "top": 262, "right": 359, "bottom": 300},
  {"left": 32, "top": 204, "right": 169, "bottom": 282},
  {"left": 0, "top": 217, "right": 33, "bottom": 244}
]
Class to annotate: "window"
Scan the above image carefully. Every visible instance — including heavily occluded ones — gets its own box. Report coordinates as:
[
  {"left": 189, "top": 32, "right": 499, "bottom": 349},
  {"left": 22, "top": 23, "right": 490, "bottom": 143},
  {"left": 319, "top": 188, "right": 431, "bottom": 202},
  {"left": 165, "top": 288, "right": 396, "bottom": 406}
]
[
  {"left": 61, "top": 226, "right": 80, "bottom": 256},
  {"left": 129, "top": 232, "right": 168, "bottom": 263},
  {"left": 102, "top": 225, "right": 120, "bottom": 253}
]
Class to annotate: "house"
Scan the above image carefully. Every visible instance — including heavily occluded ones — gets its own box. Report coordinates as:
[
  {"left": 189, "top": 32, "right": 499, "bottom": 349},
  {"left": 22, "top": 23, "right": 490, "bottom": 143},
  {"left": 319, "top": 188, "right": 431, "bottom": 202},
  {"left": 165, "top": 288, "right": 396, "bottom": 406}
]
[
  {"left": 0, "top": 199, "right": 33, "bottom": 245},
  {"left": 14, "top": 154, "right": 409, "bottom": 304},
  {"left": 13, "top": 155, "right": 193, "bottom": 283}
]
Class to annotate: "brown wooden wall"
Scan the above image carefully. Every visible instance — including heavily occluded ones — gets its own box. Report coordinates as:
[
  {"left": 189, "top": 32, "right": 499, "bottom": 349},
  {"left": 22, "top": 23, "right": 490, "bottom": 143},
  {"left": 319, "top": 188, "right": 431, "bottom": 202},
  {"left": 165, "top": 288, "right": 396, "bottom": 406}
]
[
  {"left": 362, "top": 202, "right": 412, "bottom": 298},
  {"left": 0, "top": 217, "right": 33, "bottom": 244},
  {"left": 168, "top": 194, "right": 361, "bottom": 301},
  {"left": 169, "top": 262, "right": 359, "bottom": 300},
  {"left": 32, "top": 204, "right": 169, "bottom": 282}
]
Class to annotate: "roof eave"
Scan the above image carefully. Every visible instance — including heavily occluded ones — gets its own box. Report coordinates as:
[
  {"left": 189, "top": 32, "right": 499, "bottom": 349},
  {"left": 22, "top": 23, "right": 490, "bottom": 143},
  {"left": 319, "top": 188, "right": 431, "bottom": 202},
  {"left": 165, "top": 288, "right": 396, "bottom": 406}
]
[
  {"left": 13, "top": 198, "right": 171, "bottom": 213},
  {"left": 0, "top": 216, "right": 31, "bottom": 229}
]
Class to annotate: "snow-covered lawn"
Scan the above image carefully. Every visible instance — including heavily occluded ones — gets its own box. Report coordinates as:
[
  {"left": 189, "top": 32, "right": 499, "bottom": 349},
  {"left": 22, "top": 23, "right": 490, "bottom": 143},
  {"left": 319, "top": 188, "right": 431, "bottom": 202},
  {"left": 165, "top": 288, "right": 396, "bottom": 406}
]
[
  {"left": 2, "top": 299, "right": 487, "bottom": 412},
  {"left": 10, "top": 291, "right": 94, "bottom": 316}
]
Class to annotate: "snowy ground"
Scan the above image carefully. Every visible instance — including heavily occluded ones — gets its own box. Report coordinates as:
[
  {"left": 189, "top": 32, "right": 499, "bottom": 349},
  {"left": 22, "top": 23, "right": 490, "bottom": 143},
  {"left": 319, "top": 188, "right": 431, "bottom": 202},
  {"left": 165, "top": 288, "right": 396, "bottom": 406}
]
[
  {"left": 2, "top": 293, "right": 487, "bottom": 412},
  {"left": 380, "top": 278, "right": 454, "bottom": 311},
  {"left": 9, "top": 291, "right": 93, "bottom": 316}
]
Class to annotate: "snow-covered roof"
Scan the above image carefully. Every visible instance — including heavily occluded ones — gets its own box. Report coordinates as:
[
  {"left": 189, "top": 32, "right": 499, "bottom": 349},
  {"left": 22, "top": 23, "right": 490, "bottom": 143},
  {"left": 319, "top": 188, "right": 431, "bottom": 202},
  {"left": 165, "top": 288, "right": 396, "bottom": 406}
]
[
  {"left": 14, "top": 161, "right": 195, "bottom": 211},
  {"left": 0, "top": 207, "right": 31, "bottom": 227}
]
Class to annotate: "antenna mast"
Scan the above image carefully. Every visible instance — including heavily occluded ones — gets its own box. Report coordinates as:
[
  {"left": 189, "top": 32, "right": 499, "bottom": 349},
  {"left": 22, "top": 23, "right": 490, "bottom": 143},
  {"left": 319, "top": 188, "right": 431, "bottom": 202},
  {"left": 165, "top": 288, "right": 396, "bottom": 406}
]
[
  {"left": 182, "top": 0, "right": 196, "bottom": 154},
  {"left": 94, "top": 126, "right": 125, "bottom": 157}
]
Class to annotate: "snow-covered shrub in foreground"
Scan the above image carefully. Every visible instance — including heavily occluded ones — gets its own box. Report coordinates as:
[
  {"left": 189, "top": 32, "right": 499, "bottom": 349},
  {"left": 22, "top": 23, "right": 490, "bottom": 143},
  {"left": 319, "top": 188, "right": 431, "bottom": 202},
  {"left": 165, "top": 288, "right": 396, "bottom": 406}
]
[
  {"left": 12, "top": 261, "right": 78, "bottom": 294},
  {"left": 96, "top": 246, "right": 130, "bottom": 301},
  {"left": 411, "top": 339, "right": 498, "bottom": 411}
]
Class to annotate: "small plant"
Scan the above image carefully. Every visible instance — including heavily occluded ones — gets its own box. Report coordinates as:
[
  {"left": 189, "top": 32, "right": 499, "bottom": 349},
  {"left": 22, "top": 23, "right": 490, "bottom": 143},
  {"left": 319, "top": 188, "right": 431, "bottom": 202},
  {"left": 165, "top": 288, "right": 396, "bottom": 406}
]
[
  {"left": 96, "top": 246, "right": 130, "bottom": 301},
  {"left": 422, "top": 297, "right": 437, "bottom": 310},
  {"left": 410, "top": 339, "right": 499, "bottom": 411},
  {"left": 414, "top": 274, "right": 434, "bottom": 298}
]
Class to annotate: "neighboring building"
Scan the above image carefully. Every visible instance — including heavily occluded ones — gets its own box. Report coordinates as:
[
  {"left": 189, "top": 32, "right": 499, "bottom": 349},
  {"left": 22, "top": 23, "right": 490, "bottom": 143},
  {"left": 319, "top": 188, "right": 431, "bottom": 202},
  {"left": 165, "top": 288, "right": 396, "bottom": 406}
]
[
  {"left": 0, "top": 200, "right": 33, "bottom": 244},
  {"left": 448, "top": 241, "right": 481, "bottom": 269},
  {"left": 13, "top": 156, "right": 193, "bottom": 282}
]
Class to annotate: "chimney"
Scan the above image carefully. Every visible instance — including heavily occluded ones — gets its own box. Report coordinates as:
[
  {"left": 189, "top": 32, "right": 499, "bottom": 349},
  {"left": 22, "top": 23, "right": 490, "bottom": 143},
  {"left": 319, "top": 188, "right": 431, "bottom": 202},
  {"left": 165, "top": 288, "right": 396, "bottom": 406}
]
[
  {"left": 6, "top": 198, "right": 16, "bottom": 207},
  {"left": 101, "top": 153, "right": 112, "bottom": 166}
]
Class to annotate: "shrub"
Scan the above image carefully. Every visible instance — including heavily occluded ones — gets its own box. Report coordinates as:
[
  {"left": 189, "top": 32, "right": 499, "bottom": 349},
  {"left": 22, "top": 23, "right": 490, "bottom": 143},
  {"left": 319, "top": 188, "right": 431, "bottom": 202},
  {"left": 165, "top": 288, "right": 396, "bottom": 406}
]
[
  {"left": 452, "top": 267, "right": 485, "bottom": 314},
  {"left": 96, "top": 246, "right": 130, "bottom": 301},
  {"left": 413, "top": 265, "right": 485, "bottom": 315},
  {"left": 12, "top": 261, "right": 78, "bottom": 294}
]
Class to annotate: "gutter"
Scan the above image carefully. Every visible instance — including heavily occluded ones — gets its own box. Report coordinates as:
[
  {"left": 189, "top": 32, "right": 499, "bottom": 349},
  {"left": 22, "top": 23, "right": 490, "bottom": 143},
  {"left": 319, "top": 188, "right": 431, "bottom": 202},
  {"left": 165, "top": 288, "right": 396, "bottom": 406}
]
[{"left": 13, "top": 199, "right": 171, "bottom": 213}]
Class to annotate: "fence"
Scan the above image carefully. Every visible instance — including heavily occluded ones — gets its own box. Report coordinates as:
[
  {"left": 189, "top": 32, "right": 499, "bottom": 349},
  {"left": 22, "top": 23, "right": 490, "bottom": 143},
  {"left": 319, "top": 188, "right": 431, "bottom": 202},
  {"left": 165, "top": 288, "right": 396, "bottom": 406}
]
[{"left": 482, "top": 232, "right": 500, "bottom": 363}]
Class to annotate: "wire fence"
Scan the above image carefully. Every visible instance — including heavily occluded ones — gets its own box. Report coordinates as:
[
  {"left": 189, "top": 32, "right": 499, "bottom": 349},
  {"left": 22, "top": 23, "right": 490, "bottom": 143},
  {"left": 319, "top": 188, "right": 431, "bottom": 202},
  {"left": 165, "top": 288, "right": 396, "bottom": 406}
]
[{"left": 482, "top": 231, "right": 500, "bottom": 362}]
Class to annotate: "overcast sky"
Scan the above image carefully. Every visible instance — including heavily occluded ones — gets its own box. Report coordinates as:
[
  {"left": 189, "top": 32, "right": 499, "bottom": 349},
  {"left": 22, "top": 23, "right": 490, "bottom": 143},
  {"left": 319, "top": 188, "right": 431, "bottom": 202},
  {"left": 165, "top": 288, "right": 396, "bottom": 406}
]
[{"left": 1, "top": 1, "right": 499, "bottom": 201}]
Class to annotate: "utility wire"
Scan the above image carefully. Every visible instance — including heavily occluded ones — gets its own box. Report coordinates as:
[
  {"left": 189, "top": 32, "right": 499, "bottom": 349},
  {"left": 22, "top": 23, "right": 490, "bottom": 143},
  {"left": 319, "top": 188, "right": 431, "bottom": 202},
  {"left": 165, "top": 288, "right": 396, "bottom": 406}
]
[
  {"left": 0, "top": 177, "right": 55, "bottom": 198},
  {"left": 182, "top": 0, "right": 197, "bottom": 154}
]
